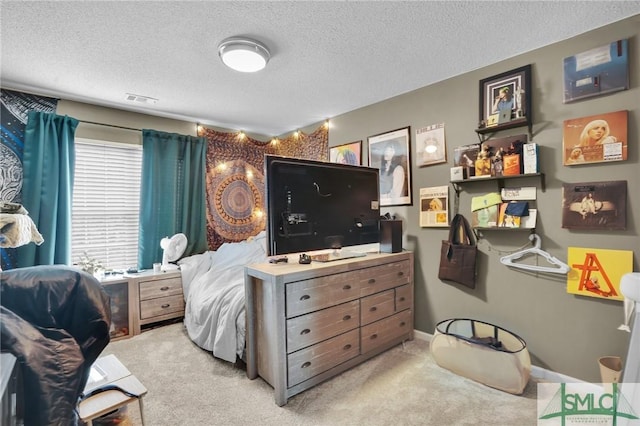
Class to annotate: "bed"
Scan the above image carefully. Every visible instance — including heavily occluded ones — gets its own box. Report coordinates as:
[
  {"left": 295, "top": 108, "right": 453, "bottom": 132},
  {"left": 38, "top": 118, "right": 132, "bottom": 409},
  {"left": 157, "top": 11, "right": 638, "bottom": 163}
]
[{"left": 178, "top": 231, "right": 267, "bottom": 363}]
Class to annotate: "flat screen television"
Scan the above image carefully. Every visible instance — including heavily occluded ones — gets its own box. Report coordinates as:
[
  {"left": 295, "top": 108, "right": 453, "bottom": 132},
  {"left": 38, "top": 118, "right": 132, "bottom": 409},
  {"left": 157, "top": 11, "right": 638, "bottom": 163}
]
[{"left": 265, "top": 155, "right": 380, "bottom": 257}]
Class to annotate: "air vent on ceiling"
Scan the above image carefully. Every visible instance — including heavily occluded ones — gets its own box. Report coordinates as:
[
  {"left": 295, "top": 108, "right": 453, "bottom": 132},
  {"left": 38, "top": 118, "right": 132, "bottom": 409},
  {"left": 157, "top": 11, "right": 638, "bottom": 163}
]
[{"left": 124, "top": 93, "right": 158, "bottom": 104}]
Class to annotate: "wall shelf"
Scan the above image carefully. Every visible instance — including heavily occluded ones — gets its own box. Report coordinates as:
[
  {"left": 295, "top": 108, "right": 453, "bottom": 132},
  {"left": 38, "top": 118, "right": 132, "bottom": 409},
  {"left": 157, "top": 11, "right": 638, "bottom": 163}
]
[
  {"left": 452, "top": 173, "right": 545, "bottom": 193},
  {"left": 475, "top": 118, "right": 532, "bottom": 142}
]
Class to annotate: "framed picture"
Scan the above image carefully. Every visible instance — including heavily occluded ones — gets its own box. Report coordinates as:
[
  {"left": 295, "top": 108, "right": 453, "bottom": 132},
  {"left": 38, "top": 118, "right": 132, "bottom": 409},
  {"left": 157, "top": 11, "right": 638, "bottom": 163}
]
[
  {"left": 567, "top": 247, "right": 632, "bottom": 301},
  {"left": 419, "top": 185, "right": 448, "bottom": 227},
  {"left": 561, "top": 180, "right": 627, "bottom": 230},
  {"left": 563, "top": 110, "right": 627, "bottom": 166},
  {"left": 329, "top": 141, "right": 362, "bottom": 165},
  {"left": 416, "top": 123, "right": 447, "bottom": 167},
  {"left": 563, "top": 39, "right": 629, "bottom": 103},
  {"left": 368, "top": 127, "right": 412, "bottom": 207},
  {"left": 478, "top": 64, "right": 531, "bottom": 130}
]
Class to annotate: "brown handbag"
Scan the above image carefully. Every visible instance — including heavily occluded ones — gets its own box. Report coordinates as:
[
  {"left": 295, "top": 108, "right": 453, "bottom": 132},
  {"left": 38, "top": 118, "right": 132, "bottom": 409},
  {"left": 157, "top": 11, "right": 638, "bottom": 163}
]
[{"left": 438, "top": 213, "right": 477, "bottom": 289}]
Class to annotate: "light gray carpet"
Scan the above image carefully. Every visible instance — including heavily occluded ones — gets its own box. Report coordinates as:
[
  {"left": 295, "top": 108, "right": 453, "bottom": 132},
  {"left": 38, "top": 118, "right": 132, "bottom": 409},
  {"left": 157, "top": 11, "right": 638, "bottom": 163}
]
[{"left": 102, "top": 322, "right": 538, "bottom": 425}]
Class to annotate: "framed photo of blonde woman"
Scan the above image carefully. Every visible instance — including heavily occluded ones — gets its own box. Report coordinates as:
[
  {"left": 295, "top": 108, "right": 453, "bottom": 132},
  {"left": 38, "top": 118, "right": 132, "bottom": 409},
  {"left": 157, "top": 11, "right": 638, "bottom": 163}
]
[{"left": 368, "top": 127, "right": 412, "bottom": 207}]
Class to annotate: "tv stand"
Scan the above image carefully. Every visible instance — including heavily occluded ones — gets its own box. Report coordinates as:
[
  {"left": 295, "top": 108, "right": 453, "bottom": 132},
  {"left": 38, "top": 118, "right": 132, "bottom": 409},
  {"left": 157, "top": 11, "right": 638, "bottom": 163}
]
[{"left": 244, "top": 251, "right": 414, "bottom": 406}]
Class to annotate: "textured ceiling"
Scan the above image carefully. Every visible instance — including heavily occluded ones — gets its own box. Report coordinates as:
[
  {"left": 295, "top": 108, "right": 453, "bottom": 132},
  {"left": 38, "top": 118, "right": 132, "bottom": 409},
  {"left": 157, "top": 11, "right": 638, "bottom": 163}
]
[{"left": 2, "top": 1, "right": 639, "bottom": 137}]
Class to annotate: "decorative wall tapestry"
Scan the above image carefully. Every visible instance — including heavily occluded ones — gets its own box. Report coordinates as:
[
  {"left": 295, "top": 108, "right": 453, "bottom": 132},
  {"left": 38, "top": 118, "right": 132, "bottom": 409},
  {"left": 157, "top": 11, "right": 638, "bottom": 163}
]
[
  {"left": 200, "top": 124, "right": 328, "bottom": 250},
  {"left": 566, "top": 247, "right": 632, "bottom": 301},
  {"left": 0, "top": 89, "right": 57, "bottom": 270}
]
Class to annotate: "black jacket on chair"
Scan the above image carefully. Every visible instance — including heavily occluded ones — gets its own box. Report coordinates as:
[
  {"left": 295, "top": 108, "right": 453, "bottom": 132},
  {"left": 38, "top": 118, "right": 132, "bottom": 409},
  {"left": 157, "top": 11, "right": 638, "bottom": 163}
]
[{"left": 1, "top": 265, "right": 111, "bottom": 426}]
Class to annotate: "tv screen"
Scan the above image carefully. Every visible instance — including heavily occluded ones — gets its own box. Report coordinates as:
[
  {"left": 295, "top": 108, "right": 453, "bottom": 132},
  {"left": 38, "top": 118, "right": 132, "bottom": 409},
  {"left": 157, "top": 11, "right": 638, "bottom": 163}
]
[{"left": 265, "top": 155, "right": 380, "bottom": 256}]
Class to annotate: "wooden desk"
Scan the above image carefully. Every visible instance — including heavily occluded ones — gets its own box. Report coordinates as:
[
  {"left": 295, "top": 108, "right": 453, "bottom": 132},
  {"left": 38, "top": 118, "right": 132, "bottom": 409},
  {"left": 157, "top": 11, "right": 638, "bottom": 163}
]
[{"left": 78, "top": 354, "right": 147, "bottom": 425}]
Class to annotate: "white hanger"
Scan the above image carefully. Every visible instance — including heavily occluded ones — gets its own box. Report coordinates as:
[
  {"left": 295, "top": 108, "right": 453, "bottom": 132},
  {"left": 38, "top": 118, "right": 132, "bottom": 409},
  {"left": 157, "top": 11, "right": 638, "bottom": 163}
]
[{"left": 499, "top": 233, "right": 571, "bottom": 274}]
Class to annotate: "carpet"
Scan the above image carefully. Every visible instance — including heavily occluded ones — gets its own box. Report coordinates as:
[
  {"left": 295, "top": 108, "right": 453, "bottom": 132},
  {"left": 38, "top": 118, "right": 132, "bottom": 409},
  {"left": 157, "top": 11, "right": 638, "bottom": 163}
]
[{"left": 102, "top": 322, "right": 539, "bottom": 425}]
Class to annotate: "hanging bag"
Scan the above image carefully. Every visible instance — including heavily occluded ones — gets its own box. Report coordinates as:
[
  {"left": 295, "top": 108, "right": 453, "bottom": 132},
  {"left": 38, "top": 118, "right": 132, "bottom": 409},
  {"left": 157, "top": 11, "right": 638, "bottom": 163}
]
[{"left": 438, "top": 213, "right": 477, "bottom": 289}]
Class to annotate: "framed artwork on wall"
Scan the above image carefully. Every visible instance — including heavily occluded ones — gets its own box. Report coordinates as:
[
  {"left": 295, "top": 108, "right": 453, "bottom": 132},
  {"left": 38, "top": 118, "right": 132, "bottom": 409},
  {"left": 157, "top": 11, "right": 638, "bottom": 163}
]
[
  {"left": 563, "top": 39, "right": 629, "bottom": 103},
  {"left": 368, "top": 127, "right": 412, "bottom": 207},
  {"left": 477, "top": 64, "right": 531, "bottom": 131},
  {"left": 562, "top": 110, "right": 627, "bottom": 166},
  {"left": 561, "top": 180, "right": 627, "bottom": 230},
  {"left": 415, "top": 123, "right": 447, "bottom": 167},
  {"left": 329, "top": 141, "right": 362, "bottom": 165}
]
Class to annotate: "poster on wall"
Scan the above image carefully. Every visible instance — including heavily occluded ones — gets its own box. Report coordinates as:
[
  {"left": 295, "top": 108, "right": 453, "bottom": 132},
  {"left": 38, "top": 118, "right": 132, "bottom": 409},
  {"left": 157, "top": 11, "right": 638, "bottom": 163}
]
[
  {"left": 329, "top": 141, "right": 362, "bottom": 165},
  {"left": 368, "top": 127, "right": 412, "bottom": 207},
  {"left": 561, "top": 181, "right": 626, "bottom": 230},
  {"left": 563, "top": 110, "right": 628, "bottom": 166},
  {"left": 419, "top": 185, "right": 448, "bottom": 227},
  {"left": 563, "top": 39, "right": 629, "bottom": 103},
  {"left": 566, "top": 247, "right": 632, "bottom": 301},
  {"left": 415, "top": 123, "right": 446, "bottom": 167}
]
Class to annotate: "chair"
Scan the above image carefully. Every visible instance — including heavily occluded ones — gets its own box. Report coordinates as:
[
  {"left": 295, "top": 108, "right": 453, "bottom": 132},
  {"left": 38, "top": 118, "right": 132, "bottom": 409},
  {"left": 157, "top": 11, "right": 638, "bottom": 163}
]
[{"left": 1, "top": 265, "right": 111, "bottom": 425}]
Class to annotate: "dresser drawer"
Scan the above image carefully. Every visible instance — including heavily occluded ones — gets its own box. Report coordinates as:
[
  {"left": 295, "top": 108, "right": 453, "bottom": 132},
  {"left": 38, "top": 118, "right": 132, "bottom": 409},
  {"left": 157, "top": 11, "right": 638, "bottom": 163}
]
[
  {"left": 360, "top": 289, "right": 395, "bottom": 325},
  {"left": 395, "top": 284, "right": 412, "bottom": 312},
  {"left": 360, "top": 309, "right": 412, "bottom": 354},
  {"left": 287, "top": 300, "right": 359, "bottom": 353},
  {"left": 140, "top": 294, "right": 184, "bottom": 320},
  {"left": 287, "top": 329, "right": 360, "bottom": 387},
  {"left": 286, "top": 271, "right": 362, "bottom": 318},
  {"left": 358, "top": 260, "right": 410, "bottom": 297},
  {"left": 139, "top": 277, "right": 182, "bottom": 301}
]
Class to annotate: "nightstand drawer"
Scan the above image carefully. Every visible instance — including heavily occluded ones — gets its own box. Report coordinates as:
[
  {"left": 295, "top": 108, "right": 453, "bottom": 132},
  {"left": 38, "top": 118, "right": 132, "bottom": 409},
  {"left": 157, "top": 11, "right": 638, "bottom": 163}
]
[
  {"left": 140, "top": 295, "right": 184, "bottom": 320},
  {"left": 139, "top": 277, "right": 182, "bottom": 301}
]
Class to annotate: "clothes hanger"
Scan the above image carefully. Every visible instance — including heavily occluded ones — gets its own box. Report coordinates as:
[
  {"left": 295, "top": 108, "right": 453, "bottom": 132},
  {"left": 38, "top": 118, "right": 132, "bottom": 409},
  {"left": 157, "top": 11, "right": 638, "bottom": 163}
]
[{"left": 499, "top": 233, "right": 571, "bottom": 274}]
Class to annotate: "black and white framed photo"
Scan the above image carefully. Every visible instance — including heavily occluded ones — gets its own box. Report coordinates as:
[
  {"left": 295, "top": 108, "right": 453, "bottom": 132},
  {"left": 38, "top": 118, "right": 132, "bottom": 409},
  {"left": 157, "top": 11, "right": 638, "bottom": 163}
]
[
  {"left": 368, "top": 127, "right": 412, "bottom": 207},
  {"left": 416, "top": 123, "right": 447, "bottom": 167},
  {"left": 478, "top": 64, "right": 531, "bottom": 131}
]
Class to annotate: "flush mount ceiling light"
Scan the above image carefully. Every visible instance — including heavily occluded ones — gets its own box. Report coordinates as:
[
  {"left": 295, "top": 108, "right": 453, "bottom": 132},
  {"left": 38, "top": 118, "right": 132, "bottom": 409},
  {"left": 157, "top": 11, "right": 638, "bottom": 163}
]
[{"left": 218, "top": 37, "right": 270, "bottom": 73}]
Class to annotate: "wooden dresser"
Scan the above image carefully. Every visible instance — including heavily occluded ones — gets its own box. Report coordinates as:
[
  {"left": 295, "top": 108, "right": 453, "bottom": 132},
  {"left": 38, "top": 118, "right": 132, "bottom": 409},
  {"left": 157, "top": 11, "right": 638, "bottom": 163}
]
[{"left": 244, "top": 251, "right": 414, "bottom": 406}]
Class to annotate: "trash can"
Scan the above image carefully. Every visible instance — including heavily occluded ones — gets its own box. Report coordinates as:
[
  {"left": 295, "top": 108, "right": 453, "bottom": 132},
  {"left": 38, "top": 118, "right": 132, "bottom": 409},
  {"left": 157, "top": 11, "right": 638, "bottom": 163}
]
[{"left": 598, "top": 356, "right": 623, "bottom": 383}]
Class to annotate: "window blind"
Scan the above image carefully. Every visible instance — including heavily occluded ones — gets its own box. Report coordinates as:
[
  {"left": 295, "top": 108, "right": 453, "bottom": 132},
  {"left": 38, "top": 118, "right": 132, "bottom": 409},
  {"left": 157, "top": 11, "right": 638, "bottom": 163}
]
[{"left": 71, "top": 139, "right": 142, "bottom": 270}]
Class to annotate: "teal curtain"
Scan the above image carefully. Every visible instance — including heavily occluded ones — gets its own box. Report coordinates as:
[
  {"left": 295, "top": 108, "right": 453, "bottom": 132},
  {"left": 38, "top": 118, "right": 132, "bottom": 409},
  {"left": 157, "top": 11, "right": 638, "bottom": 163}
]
[
  {"left": 138, "top": 130, "right": 208, "bottom": 269},
  {"left": 17, "top": 111, "right": 79, "bottom": 267}
]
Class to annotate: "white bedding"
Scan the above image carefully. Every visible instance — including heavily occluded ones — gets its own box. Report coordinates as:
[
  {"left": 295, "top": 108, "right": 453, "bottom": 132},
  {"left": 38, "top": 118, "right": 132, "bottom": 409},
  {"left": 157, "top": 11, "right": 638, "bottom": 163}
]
[{"left": 178, "top": 231, "right": 267, "bottom": 362}]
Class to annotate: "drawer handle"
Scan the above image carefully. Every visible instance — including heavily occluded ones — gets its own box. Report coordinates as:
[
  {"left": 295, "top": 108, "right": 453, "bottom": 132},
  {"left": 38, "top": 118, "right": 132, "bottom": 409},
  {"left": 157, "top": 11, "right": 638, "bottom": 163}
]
[
  {"left": 160, "top": 286, "right": 170, "bottom": 291},
  {"left": 399, "top": 297, "right": 405, "bottom": 302},
  {"left": 369, "top": 306, "right": 377, "bottom": 312},
  {"left": 343, "top": 315, "right": 351, "bottom": 321},
  {"left": 300, "top": 295, "right": 310, "bottom": 301},
  {"left": 300, "top": 329, "right": 311, "bottom": 335},
  {"left": 368, "top": 278, "right": 375, "bottom": 284},
  {"left": 161, "top": 304, "right": 171, "bottom": 309},
  {"left": 400, "top": 321, "right": 406, "bottom": 327},
  {"left": 301, "top": 362, "right": 311, "bottom": 369},
  {"left": 370, "top": 334, "right": 378, "bottom": 340},
  {"left": 342, "top": 284, "right": 351, "bottom": 290},
  {"left": 398, "top": 271, "right": 404, "bottom": 277},
  {"left": 343, "top": 344, "right": 352, "bottom": 351}
]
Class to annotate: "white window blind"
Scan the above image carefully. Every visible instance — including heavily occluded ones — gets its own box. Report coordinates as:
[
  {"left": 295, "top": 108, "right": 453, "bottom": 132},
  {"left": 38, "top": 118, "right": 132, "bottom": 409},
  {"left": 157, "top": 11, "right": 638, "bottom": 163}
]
[{"left": 71, "top": 139, "right": 142, "bottom": 270}]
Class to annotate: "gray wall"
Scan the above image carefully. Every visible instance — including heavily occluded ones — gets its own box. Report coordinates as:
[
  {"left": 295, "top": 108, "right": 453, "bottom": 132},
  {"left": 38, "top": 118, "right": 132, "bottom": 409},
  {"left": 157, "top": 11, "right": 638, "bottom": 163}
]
[{"left": 328, "top": 16, "right": 639, "bottom": 382}]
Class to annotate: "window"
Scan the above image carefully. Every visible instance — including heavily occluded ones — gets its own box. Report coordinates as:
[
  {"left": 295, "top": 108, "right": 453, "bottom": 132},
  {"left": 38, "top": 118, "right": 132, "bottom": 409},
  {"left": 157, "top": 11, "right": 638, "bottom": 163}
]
[{"left": 71, "top": 139, "right": 142, "bottom": 270}]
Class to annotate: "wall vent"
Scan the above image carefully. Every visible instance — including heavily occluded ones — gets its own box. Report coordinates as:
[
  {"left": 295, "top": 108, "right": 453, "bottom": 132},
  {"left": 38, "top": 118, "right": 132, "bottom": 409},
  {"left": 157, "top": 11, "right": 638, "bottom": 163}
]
[{"left": 124, "top": 93, "right": 158, "bottom": 104}]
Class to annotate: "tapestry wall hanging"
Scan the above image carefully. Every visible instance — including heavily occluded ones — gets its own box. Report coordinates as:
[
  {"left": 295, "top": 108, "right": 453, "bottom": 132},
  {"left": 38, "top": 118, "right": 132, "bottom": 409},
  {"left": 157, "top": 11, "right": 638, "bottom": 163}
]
[
  {"left": 0, "top": 89, "right": 57, "bottom": 270},
  {"left": 200, "top": 124, "right": 328, "bottom": 250}
]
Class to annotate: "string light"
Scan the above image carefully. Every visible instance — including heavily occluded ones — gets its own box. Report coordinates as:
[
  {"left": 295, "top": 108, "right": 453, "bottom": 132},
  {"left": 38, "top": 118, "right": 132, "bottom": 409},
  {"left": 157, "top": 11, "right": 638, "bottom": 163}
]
[
  {"left": 254, "top": 208, "right": 264, "bottom": 218},
  {"left": 238, "top": 131, "right": 245, "bottom": 140},
  {"left": 324, "top": 119, "right": 330, "bottom": 128},
  {"left": 294, "top": 130, "right": 299, "bottom": 139},
  {"left": 246, "top": 170, "right": 253, "bottom": 179},
  {"left": 271, "top": 137, "right": 278, "bottom": 145},
  {"left": 196, "top": 123, "right": 203, "bottom": 135}
]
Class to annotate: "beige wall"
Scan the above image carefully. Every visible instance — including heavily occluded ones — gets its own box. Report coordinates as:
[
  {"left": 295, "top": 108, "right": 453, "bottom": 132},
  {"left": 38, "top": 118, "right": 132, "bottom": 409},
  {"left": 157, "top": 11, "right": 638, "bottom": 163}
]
[{"left": 329, "top": 15, "right": 639, "bottom": 382}]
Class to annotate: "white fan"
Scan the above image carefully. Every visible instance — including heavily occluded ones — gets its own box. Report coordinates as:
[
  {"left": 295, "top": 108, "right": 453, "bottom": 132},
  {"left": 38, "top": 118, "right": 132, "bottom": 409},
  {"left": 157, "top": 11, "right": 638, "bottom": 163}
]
[{"left": 160, "top": 233, "right": 188, "bottom": 271}]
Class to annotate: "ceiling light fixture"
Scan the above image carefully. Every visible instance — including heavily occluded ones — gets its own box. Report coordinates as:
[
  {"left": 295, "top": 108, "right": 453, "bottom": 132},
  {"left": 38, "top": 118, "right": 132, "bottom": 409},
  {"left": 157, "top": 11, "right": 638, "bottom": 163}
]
[{"left": 218, "top": 37, "right": 270, "bottom": 73}]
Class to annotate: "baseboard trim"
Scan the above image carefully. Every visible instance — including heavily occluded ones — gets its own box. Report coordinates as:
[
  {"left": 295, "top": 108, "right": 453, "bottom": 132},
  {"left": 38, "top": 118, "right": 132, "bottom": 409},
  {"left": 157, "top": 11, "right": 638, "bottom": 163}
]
[{"left": 413, "top": 328, "right": 583, "bottom": 383}]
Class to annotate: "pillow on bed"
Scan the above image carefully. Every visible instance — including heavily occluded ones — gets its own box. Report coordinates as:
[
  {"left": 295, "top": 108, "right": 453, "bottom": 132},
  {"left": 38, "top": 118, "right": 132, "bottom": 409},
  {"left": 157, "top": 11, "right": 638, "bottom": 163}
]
[{"left": 178, "top": 251, "right": 214, "bottom": 298}]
